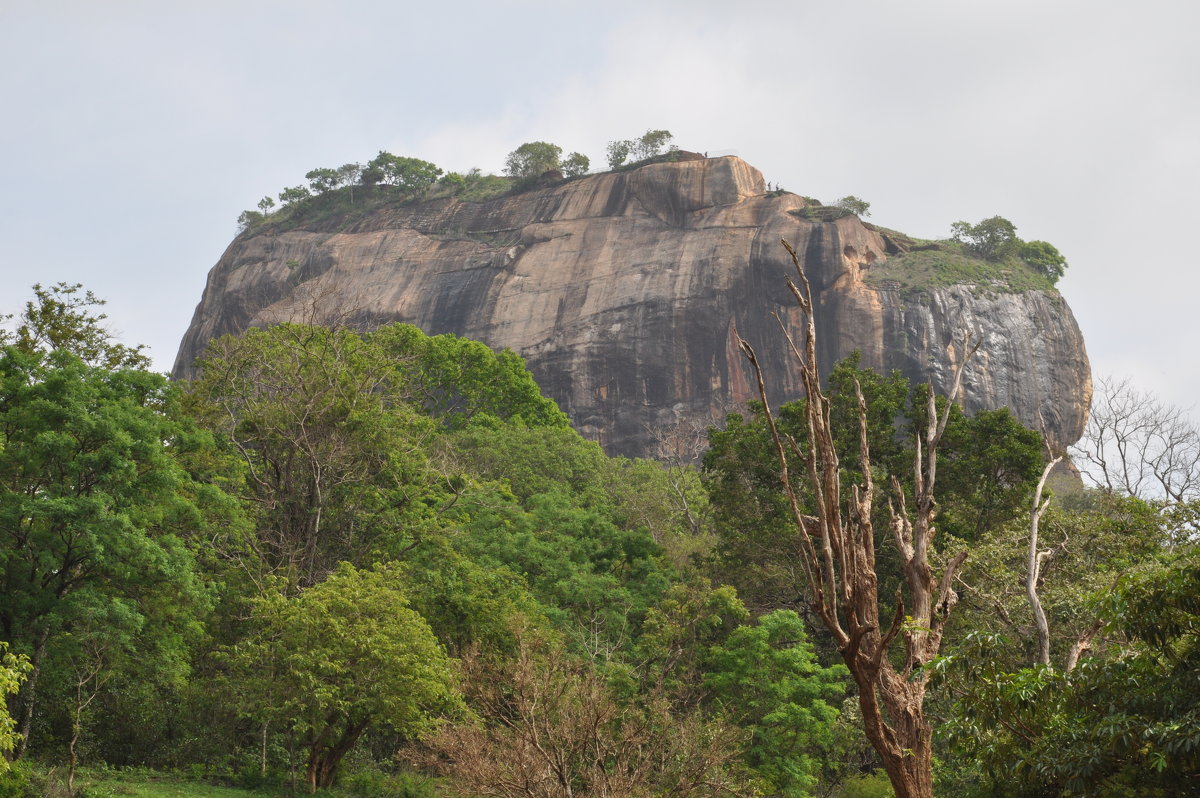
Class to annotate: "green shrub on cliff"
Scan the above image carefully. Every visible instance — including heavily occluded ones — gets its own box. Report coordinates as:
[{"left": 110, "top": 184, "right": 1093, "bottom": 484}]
[{"left": 951, "top": 215, "right": 1068, "bottom": 284}]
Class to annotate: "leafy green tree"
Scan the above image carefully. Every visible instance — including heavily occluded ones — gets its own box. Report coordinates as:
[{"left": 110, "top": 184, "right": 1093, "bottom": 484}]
[
  {"left": 944, "top": 492, "right": 1167, "bottom": 674},
  {"left": 438, "top": 171, "right": 467, "bottom": 190},
  {"left": 278, "top": 185, "right": 312, "bottom": 205},
  {"left": 0, "top": 347, "right": 208, "bottom": 757},
  {"left": 704, "top": 610, "right": 848, "bottom": 797},
  {"left": 0, "top": 643, "right": 30, "bottom": 770},
  {"left": 560, "top": 151, "right": 590, "bottom": 178},
  {"left": 631, "top": 129, "right": 674, "bottom": 161},
  {"left": 335, "top": 162, "right": 361, "bottom": 186},
  {"left": 921, "top": 398, "right": 1044, "bottom": 542},
  {"left": 703, "top": 404, "right": 811, "bottom": 609},
  {"left": 365, "top": 152, "right": 442, "bottom": 191},
  {"left": 2, "top": 282, "right": 147, "bottom": 369},
  {"left": 54, "top": 600, "right": 165, "bottom": 791},
  {"left": 1019, "top": 239, "right": 1068, "bottom": 283},
  {"left": 188, "top": 324, "right": 443, "bottom": 586},
  {"left": 442, "top": 424, "right": 609, "bottom": 504},
  {"left": 257, "top": 196, "right": 276, "bottom": 213},
  {"left": 606, "top": 130, "right": 675, "bottom": 168},
  {"left": 237, "top": 209, "right": 264, "bottom": 230},
  {"left": 950, "top": 216, "right": 1019, "bottom": 260},
  {"left": 401, "top": 538, "right": 546, "bottom": 656},
  {"left": 304, "top": 167, "right": 342, "bottom": 194},
  {"left": 938, "top": 547, "right": 1199, "bottom": 796},
  {"left": 634, "top": 579, "right": 748, "bottom": 704},
  {"left": 834, "top": 196, "right": 871, "bottom": 217},
  {"left": 372, "top": 324, "right": 569, "bottom": 429},
  {"left": 334, "top": 163, "right": 363, "bottom": 203},
  {"left": 231, "top": 563, "right": 459, "bottom": 791},
  {"left": 606, "top": 139, "right": 632, "bottom": 169},
  {"left": 503, "top": 141, "right": 563, "bottom": 179},
  {"left": 451, "top": 489, "right": 670, "bottom": 656}
]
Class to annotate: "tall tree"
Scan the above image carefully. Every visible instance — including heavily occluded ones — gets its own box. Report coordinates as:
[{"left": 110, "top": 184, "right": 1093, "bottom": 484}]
[
  {"left": 703, "top": 610, "right": 847, "bottom": 796},
  {"left": 364, "top": 152, "right": 442, "bottom": 192},
  {"left": 187, "top": 323, "right": 443, "bottom": 587},
  {"left": 735, "top": 239, "right": 974, "bottom": 798},
  {"left": 0, "top": 348, "right": 207, "bottom": 757}
]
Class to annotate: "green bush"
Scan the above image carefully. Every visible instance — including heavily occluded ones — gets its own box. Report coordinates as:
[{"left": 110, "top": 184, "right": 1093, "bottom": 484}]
[
  {"left": 342, "top": 767, "right": 436, "bottom": 798},
  {"left": 835, "top": 770, "right": 894, "bottom": 798},
  {"left": 0, "top": 763, "right": 38, "bottom": 798}
]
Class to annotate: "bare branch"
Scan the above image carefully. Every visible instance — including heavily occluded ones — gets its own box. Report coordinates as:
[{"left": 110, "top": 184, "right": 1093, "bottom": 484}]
[{"left": 1027, "top": 455, "right": 1062, "bottom": 666}]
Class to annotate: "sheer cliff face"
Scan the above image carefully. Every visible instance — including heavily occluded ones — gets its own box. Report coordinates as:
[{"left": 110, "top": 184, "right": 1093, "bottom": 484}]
[{"left": 175, "top": 156, "right": 1091, "bottom": 456}]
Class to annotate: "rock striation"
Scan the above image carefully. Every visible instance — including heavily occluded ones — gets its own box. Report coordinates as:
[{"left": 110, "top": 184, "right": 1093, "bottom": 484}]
[{"left": 174, "top": 156, "right": 1091, "bottom": 457}]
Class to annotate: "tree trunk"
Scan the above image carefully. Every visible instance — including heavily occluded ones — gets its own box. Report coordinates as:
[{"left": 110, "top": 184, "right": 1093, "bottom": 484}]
[
  {"left": 67, "top": 715, "right": 80, "bottom": 794},
  {"left": 13, "top": 628, "right": 49, "bottom": 760},
  {"left": 1027, "top": 457, "right": 1061, "bottom": 666},
  {"left": 305, "top": 718, "right": 369, "bottom": 791},
  {"left": 261, "top": 720, "right": 269, "bottom": 778},
  {"left": 737, "top": 239, "right": 976, "bottom": 798}
]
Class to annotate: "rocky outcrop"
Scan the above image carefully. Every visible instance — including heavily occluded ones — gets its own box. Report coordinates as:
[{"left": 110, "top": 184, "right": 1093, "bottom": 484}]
[{"left": 174, "top": 156, "right": 1091, "bottom": 456}]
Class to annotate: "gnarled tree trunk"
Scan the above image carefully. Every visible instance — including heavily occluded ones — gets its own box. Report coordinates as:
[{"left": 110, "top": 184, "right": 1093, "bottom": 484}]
[{"left": 737, "top": 239, "right": 974, "bottom": 798}]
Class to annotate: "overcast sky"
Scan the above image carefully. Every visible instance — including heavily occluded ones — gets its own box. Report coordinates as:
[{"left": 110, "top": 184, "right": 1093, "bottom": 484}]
[{"left": 3, "top": 0, "right": 1198, "bottom": 421}]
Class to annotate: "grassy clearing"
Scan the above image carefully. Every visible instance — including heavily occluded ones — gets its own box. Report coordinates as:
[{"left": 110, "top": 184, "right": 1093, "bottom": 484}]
[
  {"left": 866, "top": 242, "right": 1056, "bottom": 296},
  {"left": 77, "top": 773, "right": 264, "bottom": 798},
  {"left": 5, "top": 765, "right": 439, "bottom": 798}
]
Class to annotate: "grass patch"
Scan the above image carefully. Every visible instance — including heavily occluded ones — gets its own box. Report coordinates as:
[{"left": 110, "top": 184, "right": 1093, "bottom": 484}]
[
  {"left": 866, "top": 241, "right": 1056, "bottom": 296},
  {"left": 788, "top": 202, "right": 855, "bottom": 223},
  {"left": 79, "top": 776, "right": 259, "bottom": 798},
  {"left": 27, "top": 764, "right": 441, "bottom": 798}
]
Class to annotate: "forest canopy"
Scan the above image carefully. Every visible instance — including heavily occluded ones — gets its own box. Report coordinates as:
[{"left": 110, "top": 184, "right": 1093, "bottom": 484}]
[{"left": 0, "top": 282, "right": 1194, "bottom": 798}]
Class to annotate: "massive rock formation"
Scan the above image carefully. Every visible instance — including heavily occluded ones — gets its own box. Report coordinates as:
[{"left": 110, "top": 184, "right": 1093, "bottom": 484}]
[{"left": 175, "top": 156, "right": 1091, "bottom": 457}]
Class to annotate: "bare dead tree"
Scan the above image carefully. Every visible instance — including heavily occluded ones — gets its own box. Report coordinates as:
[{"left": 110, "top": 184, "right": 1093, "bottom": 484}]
[
  {"left": 1026, "top": 455, "right": 1062, "bottom": 666},
  {"left": 415, "top": 628, "right": 754, "bottom": 798},
  {"left": 735, "top": 239, "right": 975, "bottom": 798},
  {"left": 647, "top": 412, "right": 726, "bottom": 537},
  {"left": 65, "top": 636, "right": 116, "bottom": 792},
  {"left": 1072, "top": 376, "right": 1200, "bottom": 505},
  {"left": 1024, "top": 451, "right": 1104, "bottom": 672}
]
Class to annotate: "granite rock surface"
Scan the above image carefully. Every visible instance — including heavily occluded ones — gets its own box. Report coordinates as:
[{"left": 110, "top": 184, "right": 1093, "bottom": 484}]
[{"left": 174, "top": 156, "right": 1091, "bottom": 456}]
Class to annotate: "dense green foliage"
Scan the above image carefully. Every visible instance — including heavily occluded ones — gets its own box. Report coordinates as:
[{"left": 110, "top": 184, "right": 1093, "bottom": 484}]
[
  {"left": 0, "top": 346, "right": 214, "bottom": 761},
  {"left": 833, "top": 196, "right": 871, "bottom": 217},
  {"left": 230, "top": 563, "right": 459, "bottom": 789},
  {"left": 606, "top": 129, "right": 675, "bottom": 168},
  {"left": 0, "top": 644, "right": 30, "bottom": 769},
  {"left": 937, "top": 549, "right": 1199, "bottom": 796},
  {"left": 2, "top": 283, "right": 1195, "bottom": 797},
  {"left": 950, "top": 215, "right": 1068, "bottom": 284},
  {"left": 704, "top": 611, "right": 847, "bottom": 796},
  {"left": 502, "top": 141, "right": 591, "bottom": 183}
]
